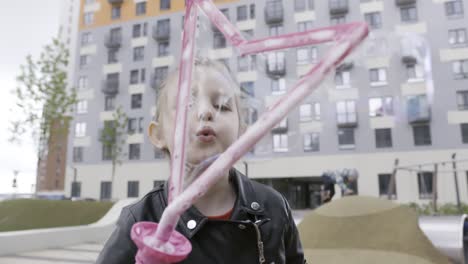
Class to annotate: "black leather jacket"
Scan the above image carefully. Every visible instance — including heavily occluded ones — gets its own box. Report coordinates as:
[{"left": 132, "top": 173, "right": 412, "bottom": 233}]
[{"left": 97, "top": 169, "right": 305, "bottom": 264}]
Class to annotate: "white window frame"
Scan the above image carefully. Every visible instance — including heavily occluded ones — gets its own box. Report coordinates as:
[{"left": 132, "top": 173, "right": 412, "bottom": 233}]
[
  {"left": 273, "top": 133, "right": 288, "bottom": 152},
  {"left": 335, "top": 70, "right": 351, "bottom": 89},
  {"left": 300, "top": 104, "right": 313, "bottom": 122},
  {"left": 76, "top": 100, "right": 88, "bottom": 114},
  {"left": 271, "top": 78, "right": 286, "bottom": 95},
  {"left": 369, "top": 68, "right": 388, "bottom": 87},
  {"left": 75, "top": 122, "right": 87, "bottom": 138},
  {"left": 83, "top": 12, "right": 94, "bottom": 26}
]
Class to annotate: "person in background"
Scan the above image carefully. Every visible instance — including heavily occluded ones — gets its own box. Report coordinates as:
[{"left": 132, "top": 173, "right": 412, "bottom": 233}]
[{"left": 320, "top": 168, "right": 359, "bottom": 203}]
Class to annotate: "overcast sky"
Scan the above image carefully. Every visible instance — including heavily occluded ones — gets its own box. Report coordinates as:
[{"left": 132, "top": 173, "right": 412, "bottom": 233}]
[{"left": 0, "top": 1, "right": 62, "bottom": 194}]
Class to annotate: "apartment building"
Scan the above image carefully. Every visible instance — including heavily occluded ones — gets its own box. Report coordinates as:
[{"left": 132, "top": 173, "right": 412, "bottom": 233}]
[{"left": 65, "top": 0, "right": 468, "bottom": 209}]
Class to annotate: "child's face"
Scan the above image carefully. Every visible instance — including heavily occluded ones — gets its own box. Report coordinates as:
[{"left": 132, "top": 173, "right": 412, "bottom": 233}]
[{"left": 155, "top": 67, "right": 241, "bottom": 166}]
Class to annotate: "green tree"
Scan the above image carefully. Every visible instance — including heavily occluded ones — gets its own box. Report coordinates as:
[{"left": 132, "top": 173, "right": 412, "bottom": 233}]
[
  {"left": 99, "top": 106, "right": 128, "bottom": 200},
  {"left": 10, "top": 38, "right": 77, "bottom": 157}
]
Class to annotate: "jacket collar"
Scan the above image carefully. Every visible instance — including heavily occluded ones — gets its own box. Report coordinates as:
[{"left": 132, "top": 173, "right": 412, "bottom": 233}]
[{"left": 161, "top": 168, "right": 265, "bottom": 238}]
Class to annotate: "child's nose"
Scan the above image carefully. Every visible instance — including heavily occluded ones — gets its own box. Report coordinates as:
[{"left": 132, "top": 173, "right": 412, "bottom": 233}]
[{"left": 198, "top": 106, "right": 214, "bottom": 122}]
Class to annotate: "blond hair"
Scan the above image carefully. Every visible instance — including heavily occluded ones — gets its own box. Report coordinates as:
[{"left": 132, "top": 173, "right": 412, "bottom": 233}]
[{"left": 153, "top": 57, "right": 246, "bottom": 155}]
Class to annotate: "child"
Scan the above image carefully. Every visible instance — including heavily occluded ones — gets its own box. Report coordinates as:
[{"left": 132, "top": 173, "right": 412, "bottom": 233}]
[{"left": 97, "top": 58, "right": 306, "bottom": 264}]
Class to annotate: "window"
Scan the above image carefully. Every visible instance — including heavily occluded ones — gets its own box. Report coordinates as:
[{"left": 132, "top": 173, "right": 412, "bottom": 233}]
[
  {"left": 303, "top": 133, "right": 319, "bottom": 152},
  {"left": 127, "top": 181, "right": 139, "bottom": 198},
  {"left": 297, "top": 21, "right": 313, "bottom": 32},
  {"left": 331, "top": 15, "right": 346, "bottom": 25},
  {"left": 453, "top": 60, "right": 468, "bottom": 79},
  {"left": 271, "top": 78, "right": 286, "bottom": 94},
  {"left": 445, "top": 0, "right": 464, "bottom": 17},
  {"left": 71, "top": 182, "right": 81, "bottom": 198},
  {"left": 108, "top": 49, "right": 118, "bottom": 64},
  {"left": 83, "top": 12, "right": 94, "bottom": 25},
  {"left": 81, "top": 32, "right": 92, "bottom": 46},
  {"left": 76, "top": 100, "right": 88, "bottom": 114},
  {"left": 413, "top": 124, "right": 432, "bottom": 146},
  {"left": 449, "top": 28, "right": 467, "bottom": 45},
  {"left": 237, "top": 5, "right": 247, "bottom": 21},
  {"left": 237, "top": 4, "right": 255, "bottom": 21},
  {"left": 267, "top": 52, "right": 285, "bottom": 74},
  {"left": 336, "top": 100, "right": 356, "bottom": 124},
  {"left": 273, "top": 133, "right": 288, "bottom": 152},
  {"left": 364, "top": 12, "right": 382, "bottom": 29},
  {"left": 78, "top": 76, "right": 88, "bottom": 90},
  {"left": 400, "top": 6, "right": 417, "bottom": 22},
  {"left": 85, "top": 0, "right": 95, "bottom": 4},
  {"left": 128, "top": 117, "right": 144, "bottom": 134},
  {"left": 295, "top": 0, "right": 314, "bottom": 12},
  {"left": 240, "top": 82, "right": 255, "bottom": 97},
  {"left": 133, "top": 46, "right": 145, "bottom": 61},
  {"left": 158, "top": 41, "right": 170, "bottom": 57},
  {"left": 369, "top": 68, "right": 387, "bottom": 86},
  {"left": 274, "top": 118, "right": 288, "bottom": 130},
  {"left": 100, "top": 182, "right": 112, "bottom": 200},
  {"left": 102, "top": 144, "right": 112, "bottom": 160},
  {"left": 338, "top": 128, "right": 355, "bottom": 149},
  {"left": 296, "top": 47, "right": 317, "bottom": 66},
  {"left": 130, "top": 69, "right": 146, "bottom": 85},
  {"left": 461, "top": 124, "right": 468, "bottom": 143},
  {"left": 406, "top": 64, "right": 424, "bottom": 81},
  {"left": 417, "top": 172, "right": 434, "bottom": 199},
  {"left": 111, "top": 6, "right": 121, "bottom": 20},
  {"left": 129, "top": 144, "right": 141, "bottom": 160},
  {"left": 369, "top": 97, "right": 393, "bottom": 117},
  {"left": 131, "top": 94, "right": 143, "bottom": 109},
  {"left": 136, "top": 2, "right": 146, "bottom": 16},
  {"left": 109, "top": 27, "right": 122, "bottom": 44},
  {"left": 220, "top": 8, "right": 230, "bottom": 20},
  {"left": 73, "top": 147, "right": 83, "bottom": 162},
  {"left": 153, "top": 66, "right": 169, "bottom": 89},
  {"left": 79, "top": 55, "right": 90, "bottom": 68},
  {"left": 213, "top": 31, "right": 226, "bottom": 49},
  {"left": 378, "top": 174, "right": 396, "bottom": 199},
  {"left": 314, "top": 103, "right": 321, "bottom": 120},
  {"left": 160, "top": 0, "right": 170, "bottom": 10},
  {"left": 132, "top": 23, "right": 148, "bottom": 38},
  {"left": 269, "top": 24, "right": 283, "bottom": 36},
  {"left": 375, "top": 128, "right": 392, "bottom": 148},
  {"left": 300, "top": 104, "right": 312, "bottom": 122},
  {"left": 457, "top": 91, "right": 468, "bottom": 110},
  {"left": 335, "top": 70, "right": 350, "bottom": 88},
  {"left": 244, "top": 108, "right": 258, "bottom": 125},
  {"left": 75, "top": 122, "right": 86, "bottom": 137},
  {"left": 105, "top": 95, "right": 115, "bottom": 111},
  {"left": 238, "top": 55, "right": 256, "bottom": 72}
]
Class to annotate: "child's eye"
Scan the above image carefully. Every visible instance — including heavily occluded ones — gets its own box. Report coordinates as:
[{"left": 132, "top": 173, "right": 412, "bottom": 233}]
[{"left": 214, "top": 104, "right": 231, "bottom": 112}]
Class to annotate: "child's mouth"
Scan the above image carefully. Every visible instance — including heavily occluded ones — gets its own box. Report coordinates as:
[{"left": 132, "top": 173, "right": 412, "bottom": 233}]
[{"left": 196, "top": 127, "right": 216, "bottom": 143}]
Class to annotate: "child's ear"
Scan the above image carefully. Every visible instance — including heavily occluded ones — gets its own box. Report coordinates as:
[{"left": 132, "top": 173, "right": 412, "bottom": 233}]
[{"left": 148, "top": 121, "right": 167, "bottom": 150}]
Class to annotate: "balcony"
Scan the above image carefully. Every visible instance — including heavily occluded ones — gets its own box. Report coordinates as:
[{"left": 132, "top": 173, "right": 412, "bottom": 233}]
[
  {"left": 271, "top": 120, "right": 288, "bottom": 133},
  {"left": 407, "top": 96, "right": 431, "bottom": 123},
  {"left": 108, "top": 0, "right": 123, "bottom": 5},
  {"left": 336, "top": 61, "right": 354, "bottom": 72},
  {"left": 105, "top": 33, "right": 122, "bottom": 49},
  {"left": 337, "top": 114, "right": 358, "bottom": 128},
  {"left": 329, "top": 0, "right": 349, "bottom": 15},
  {"left": 266, "top": 54, "right": 286, "bottom": 77},
  {"left": 102, "top": 79, "right": 119, "bottom": 95},
  {"left": 400, "top": 38, "right": 418, "bottom": 65},
  {"left": 395, "top": 0, "right": 416, "bottom": 6},
  {"left": 264, "top": 1, "right": 284, "bottom": 24},
  {"left": 152, "top": 21, "right": 170, "bottom": 41}
]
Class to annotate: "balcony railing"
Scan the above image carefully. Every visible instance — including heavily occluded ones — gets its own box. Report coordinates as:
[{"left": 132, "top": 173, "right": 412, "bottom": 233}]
[
  {"left": 102, "top": 79, "right": 119, "bottom": 95},
  {"left": 105, "top": 33, "right": 122, "bottom": 49},
  {"left": 264, "top": 1, "right": 284, "bottom": 24},
  {"left": 329, "top": 0, "right": 349, "bottom": 15},
  {"left": 152, "top": 22, "right": 170, "bottom": 41},
  {"left": 395, "top": 0, "right": 416, "bottom": 6},
  {"left": 407, "top": 96, "right": 431, "bottom": 123},
  {"left": 337, "top": 113, "right": 358, "bottom": 127},
  {"left": 108, "top": 0, "right": 123, "bottom": 5}
]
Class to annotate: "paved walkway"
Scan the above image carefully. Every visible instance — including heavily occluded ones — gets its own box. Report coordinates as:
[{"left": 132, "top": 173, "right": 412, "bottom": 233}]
[{"left": 0, "top": 243, "right": 103, "bottom": 264}]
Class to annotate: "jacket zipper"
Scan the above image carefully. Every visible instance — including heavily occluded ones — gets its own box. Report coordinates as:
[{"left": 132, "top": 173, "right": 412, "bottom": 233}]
[{"left": 253, "top": 220, "right": 266, "bottom": 264}]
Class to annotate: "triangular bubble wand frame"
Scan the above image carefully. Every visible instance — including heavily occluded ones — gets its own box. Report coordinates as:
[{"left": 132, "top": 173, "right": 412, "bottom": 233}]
[{"left": 131, "top": 0, "right": 369, "bottom": 263}]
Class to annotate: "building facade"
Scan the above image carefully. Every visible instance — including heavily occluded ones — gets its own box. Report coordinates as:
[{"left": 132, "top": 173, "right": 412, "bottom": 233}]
[
  {"left": 35, "top": 0, "right": 81, "bottom": 195},
  {"left": 65, "top": 0, "right": 468, "bottom": 208}
]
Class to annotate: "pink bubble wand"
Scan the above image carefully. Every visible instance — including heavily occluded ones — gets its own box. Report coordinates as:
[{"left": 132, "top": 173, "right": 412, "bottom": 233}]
[{"left": 131, "top": 0, "right": 369, "bottom": 263}]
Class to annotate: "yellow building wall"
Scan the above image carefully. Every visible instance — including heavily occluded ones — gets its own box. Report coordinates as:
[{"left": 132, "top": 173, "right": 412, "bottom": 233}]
[{"left": 80, "top": 0, "right": 239, "bottom": 31}]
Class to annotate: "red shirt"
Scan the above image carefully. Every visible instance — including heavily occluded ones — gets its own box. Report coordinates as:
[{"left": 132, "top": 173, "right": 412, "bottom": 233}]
[{"left": 207, "top": 208, "right": 233, "bottom": 220}]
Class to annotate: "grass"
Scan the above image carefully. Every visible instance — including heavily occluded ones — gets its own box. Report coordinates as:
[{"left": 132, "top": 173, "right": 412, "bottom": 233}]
[
  {"left": 0, "top": 199, "right": 114, "bottom": 232},
  {"left": 407, "top": 202, "right": 468, "bottom": 216}
]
